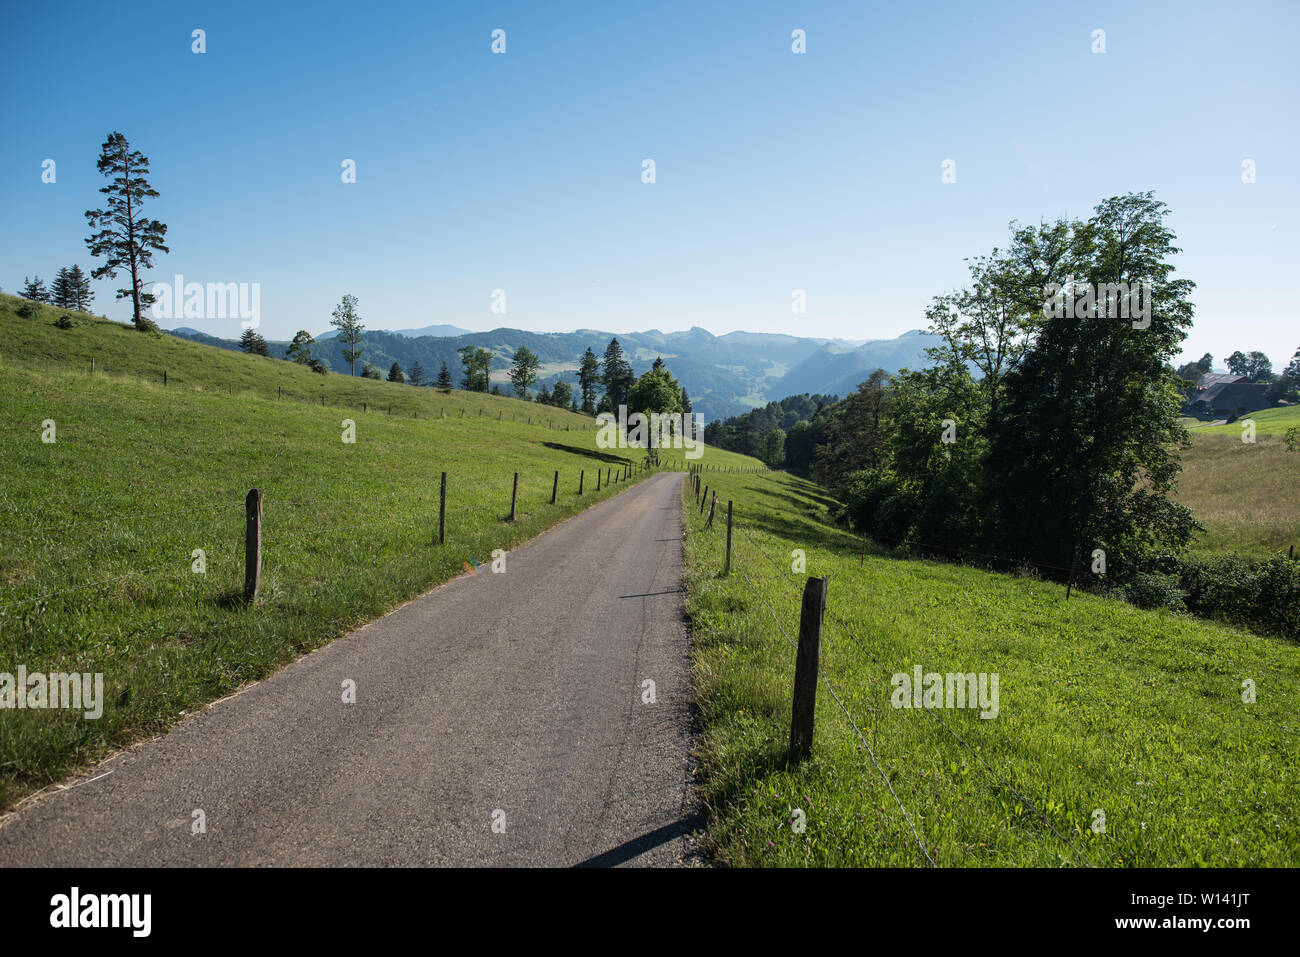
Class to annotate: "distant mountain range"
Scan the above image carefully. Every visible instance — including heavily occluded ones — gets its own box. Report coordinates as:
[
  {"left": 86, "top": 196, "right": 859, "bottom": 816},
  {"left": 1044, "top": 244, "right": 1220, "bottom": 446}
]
[{"left": 166, "top": 325, "right": 941, "bottom": 419}]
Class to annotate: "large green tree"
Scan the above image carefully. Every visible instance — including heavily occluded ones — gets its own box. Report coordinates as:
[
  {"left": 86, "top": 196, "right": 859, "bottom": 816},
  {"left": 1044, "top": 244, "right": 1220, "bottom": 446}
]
[
  {"left": 984, "top": 192, "right": 1199, "bottom": 576},
  {"left": 84, "top": 132, "right": 169, "bottom": 330}
]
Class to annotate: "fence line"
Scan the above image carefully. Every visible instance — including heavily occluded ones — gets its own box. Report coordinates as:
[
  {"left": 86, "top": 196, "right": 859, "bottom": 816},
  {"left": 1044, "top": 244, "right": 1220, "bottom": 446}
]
[{"left": 0, "top": 458, "right": 668, "bottom": 614}]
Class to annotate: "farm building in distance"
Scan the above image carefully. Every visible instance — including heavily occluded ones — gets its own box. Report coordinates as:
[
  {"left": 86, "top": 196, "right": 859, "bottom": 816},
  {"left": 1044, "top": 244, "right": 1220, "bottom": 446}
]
[{"left": 1184, "top": 373, "right": 1272, "bottom": 418}]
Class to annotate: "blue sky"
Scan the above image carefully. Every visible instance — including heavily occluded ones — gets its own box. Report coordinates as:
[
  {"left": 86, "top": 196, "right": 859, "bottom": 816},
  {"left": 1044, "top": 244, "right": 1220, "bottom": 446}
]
[{"left": 2, "top": 0, "right": 1297, "bottom": 368}]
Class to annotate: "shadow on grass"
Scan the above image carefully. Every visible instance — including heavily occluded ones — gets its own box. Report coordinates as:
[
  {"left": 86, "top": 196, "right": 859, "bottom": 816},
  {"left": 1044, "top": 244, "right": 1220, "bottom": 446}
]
[{"left": 542, "top": 441, "right": 634, "bottom": 465}]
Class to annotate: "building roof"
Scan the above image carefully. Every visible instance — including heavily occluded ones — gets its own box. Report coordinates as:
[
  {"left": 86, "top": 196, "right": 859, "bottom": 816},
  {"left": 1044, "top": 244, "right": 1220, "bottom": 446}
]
[{"left": 1199, "top": 372, "right": 1247, "bottom": 387}]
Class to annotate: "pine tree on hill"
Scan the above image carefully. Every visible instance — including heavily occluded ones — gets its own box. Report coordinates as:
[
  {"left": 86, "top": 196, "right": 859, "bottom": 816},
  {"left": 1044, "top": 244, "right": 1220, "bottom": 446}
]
[
  {"left": 20, "top": 276, "right": 49, "bottom": 302},
  {"left": 50, "top": 268, "right": 74, "bottom": 308},
  {"left": 239, "top": 328, "right": 270, "bottom": 356},
  {"left": 84, "top": 131, "right": 169, "bottom": 330},
  {"left": 578, "top": 346, "right": 600, "bottom": 414},
  {"left": 436, "top": 361, "right": 453, "bottom": 392},
  {"left": 68, "top": 265, "right": 94, "bottom": 312},
  {"left": 601, "top": 338, "right": 634, "bottom": 411}
]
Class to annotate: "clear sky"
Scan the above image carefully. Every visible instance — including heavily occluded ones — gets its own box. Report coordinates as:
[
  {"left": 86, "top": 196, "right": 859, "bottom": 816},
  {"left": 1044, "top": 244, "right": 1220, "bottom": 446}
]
[{"left": 2, "top": 0, "right": 1296, "bottom": 368}]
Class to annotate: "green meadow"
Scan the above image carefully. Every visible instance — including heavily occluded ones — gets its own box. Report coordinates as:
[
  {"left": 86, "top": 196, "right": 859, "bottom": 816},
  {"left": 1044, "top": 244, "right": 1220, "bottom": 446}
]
[
  {"left": 682, "top": 467, "right": 1299, "bottom": 866},
  {"left": 1176, "top": 406, "right": 1300, "bottom": 558},
  {"left": 0, "top": 294, "right": 760, "bottom": 809}
]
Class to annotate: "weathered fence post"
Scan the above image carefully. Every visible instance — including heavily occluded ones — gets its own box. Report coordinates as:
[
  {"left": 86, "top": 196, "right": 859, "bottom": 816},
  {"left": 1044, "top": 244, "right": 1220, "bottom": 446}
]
[
  {"left": 789, "top": 576, "right": 827, "bottom": 763},
  {"left": 510, "top": 472, "right": 519, "bottom": 521},
  {"left": 706, "top": 492, "right": 716, "bottom": 529},
  {"left": 579, "top": 469, "right": 584, "bottom": 495},
  {"left": 725, "top": 500, "right": 733, "bottom": 574},
  {"left": 163, "top": 369, "right": 167, "bottom": 386},
  {"left": 439, "top": 471, "right": 447, "bottom": 545},
  {"left": 551, "top": 470, "right": 559, "bottom": 504},
  {"left": 700, "top": 485, "right": 709, "bottom": 514},
  {"left": 244, "top": 488, "right": 263, "bottom": 603}
]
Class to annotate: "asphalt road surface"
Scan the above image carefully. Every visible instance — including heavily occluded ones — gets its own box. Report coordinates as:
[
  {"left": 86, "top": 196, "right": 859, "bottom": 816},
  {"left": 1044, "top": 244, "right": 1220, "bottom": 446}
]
[{"left": 0, "top": 472, "right": 699, "bottom": 867}]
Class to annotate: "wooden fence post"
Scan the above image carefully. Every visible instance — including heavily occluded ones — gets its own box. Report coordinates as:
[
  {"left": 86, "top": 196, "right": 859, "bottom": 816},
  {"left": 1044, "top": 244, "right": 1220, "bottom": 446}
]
[
  {"left": 579, "top": 469, "right": 584, "bottom": 495},
  {"left": 596, "top": 469, "right": 602, "bottom": 492},
  {"left": 789, "top": 576, "right": 827, "bottom": 763},
  {"left": 510, "top": 471, "right": 519, "bottom": 521},
  {"left": 244, "top": 488, "right": 263, "bottom": 603},
  {"left": 706, "top": 492, "right": 716, "bottom": 529},
  {"left": 551, "top": 470, "right": 559, "bottom": 504},
  {"left": 439, "top": 471, "right": 447, "bottom": 545},
  {"left": 700, "top": 485, "right": 709, "bottom": 514},
  {"left": 163, "top": 369, "right": 167, "bottom": 386},
  {"left": 90, "top": 357, "right": 95, "bottom": 375},
  {"left": 725, "top": 500, "right": 733, "bottom": 575}
]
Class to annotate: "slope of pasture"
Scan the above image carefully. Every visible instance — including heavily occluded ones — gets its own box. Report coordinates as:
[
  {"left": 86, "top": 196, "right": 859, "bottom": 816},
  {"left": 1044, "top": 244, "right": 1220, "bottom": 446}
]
[
  {"left": 0, "top": 304, "right": 763, "bottom": 810},
  {"left": 1176, "top": 407, "right": 1300, "bottom": 558},
  {"left": 0, "top": 293, "right": 594, "bottom": 429},
  {"left": 682, "top": 469, "right": 1299, "bottom": 866}
]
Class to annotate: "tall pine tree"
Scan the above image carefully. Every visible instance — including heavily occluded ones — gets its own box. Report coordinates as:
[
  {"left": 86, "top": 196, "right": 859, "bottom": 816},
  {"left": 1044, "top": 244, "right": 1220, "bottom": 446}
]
[
  {"left": 578, "top": 347, "right": 600, "bottom": 414},
  {"left": 601, "top": 338, "right": 634, "bottom": 411},
  {"left": 84, "top": 132, "right": 169, "bottom": 330},
  {"left": 50, "top": 268, "right": 75, "bottom": 308}
]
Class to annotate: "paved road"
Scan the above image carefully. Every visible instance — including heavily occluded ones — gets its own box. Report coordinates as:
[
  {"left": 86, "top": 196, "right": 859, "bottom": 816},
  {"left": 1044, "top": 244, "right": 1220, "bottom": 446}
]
[{"left": 0, "top": 472, "right": 698, "bottom": 867}]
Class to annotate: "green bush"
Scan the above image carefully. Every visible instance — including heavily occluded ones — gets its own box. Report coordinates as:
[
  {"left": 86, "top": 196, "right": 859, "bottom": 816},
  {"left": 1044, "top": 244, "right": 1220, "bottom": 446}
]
[
  {"left": 1123, "top": 570, "right": 1185, "bottom": 611},
  {"left": 1175, "top": 552, "right": 1300, "bottom": 640},
  {"left": 54, "top": 314, "right": 76, "bottom": 329}
]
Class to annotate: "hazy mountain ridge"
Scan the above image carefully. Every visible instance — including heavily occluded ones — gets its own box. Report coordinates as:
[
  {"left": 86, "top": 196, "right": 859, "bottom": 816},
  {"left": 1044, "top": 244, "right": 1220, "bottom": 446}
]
[{"left": 167, "top": 324, "right": 940, "bottom": 418}]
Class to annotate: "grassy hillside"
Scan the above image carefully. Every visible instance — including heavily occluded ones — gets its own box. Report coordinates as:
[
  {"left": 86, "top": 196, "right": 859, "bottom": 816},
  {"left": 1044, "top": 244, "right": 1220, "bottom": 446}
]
[
  {"left": 0, "top": 295, "right": 764, "bottom": 809},
  {"left": 0, "top": 294, "right": 595, "bottom": 429},
  {"left": 1176, "top": 407, "right": 1300, "bottom": 558},
  {"left": 682, "top": 468, "right": 1299, "bottom": 866}
]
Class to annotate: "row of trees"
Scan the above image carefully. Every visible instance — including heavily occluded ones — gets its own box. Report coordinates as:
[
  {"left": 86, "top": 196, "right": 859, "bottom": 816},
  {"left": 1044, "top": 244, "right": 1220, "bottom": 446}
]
[
  {"left": 480, "top": 338, "right": 692, "bottom": 416},
  {"left": 19, "top": 267, "right": 95, "bottom": 312}
]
